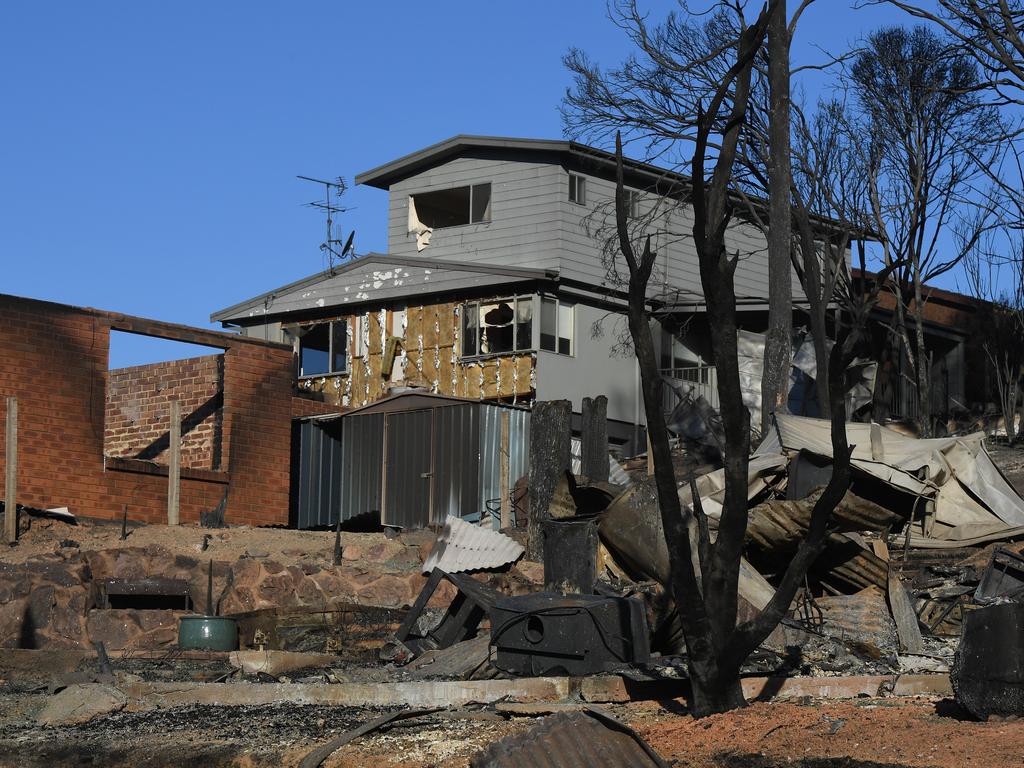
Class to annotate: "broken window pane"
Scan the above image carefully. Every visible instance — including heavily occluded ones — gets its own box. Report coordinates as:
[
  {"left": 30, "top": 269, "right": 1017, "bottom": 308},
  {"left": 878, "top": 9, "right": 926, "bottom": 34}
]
[
  {"left": 461, "top": 296, "right": 532, "bottom": 357},
  {"left": 411, "top": 183, "right": 491, "bottom": 229},
  {"left": 299, "top": 323, "right": 330, "bottom": 376},
  {"left": 516, "top": 297, "right": 532, "bottom": 350},
  {"left": 480, "top": 300, "right": 515, "bottom": 354},
  {"left": 462, "top": 306, "right": 478, "bottom": 357}
]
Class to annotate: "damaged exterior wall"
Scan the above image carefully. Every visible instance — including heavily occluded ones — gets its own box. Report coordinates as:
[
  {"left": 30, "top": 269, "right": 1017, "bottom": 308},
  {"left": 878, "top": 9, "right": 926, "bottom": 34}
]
[
  {"left": 0, "top": 294, "right": 299, "bottom": 526},
  {"left": 104, "top": 355, "right": 224, "bottom": 471},
  {"left": 295, "top": 300, "right": 535, "bottom": 408}
]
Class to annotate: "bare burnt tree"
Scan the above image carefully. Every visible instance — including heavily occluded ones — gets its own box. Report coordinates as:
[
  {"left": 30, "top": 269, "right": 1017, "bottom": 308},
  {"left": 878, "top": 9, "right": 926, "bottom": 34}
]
[
  {"left": 565, "top": 0, "right": 892, "bottom": 715},
  {"left": 564, "top": 1, "right": 820, "bottom": 437},
  {"left": 963, "top": 164, "right": 1024, "bottom": 441},
  {"left": 868, "top": 1, "right": 1024, "bottom": 110},
  {"left": 845, "top": 25, "right": 1000, "bottom": 435},
  {"left": 787, "top": 98, "right": 877, "bottom": 417},
  {"left": 762, "top": 0, "right": 795, "bottom": 434}
]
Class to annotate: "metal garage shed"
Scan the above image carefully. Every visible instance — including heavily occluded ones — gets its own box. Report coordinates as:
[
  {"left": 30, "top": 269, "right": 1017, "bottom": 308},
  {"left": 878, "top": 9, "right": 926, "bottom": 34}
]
[{"left": 294, "top": 391, "right": 529, "bottom": 530}]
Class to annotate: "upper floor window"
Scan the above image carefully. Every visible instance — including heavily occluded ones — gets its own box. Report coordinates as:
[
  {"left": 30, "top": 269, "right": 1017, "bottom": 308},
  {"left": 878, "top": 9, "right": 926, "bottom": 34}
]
[
  {"left": 624, "top": 189, "right": 641, "bottom": 218},
  {"left": 568, "top": 173, "right": 586, "bottom": 205},
  {"left": 461, "top": 297, "right": 532, "bottom": 357},
  {"left": 411, "top": 183, "right": 491, "bottom": 229},
  {"left": 540, "top": 297, "right": 574, "bottom": 356},
  {"left": 298, "top": 320, "right": 347, "bottom": 377}
]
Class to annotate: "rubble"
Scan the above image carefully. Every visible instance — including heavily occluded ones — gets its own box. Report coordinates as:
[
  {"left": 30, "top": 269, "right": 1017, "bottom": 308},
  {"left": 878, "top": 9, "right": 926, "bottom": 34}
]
[
  {"left": 952, "top": 602, "right": 1024, "bottom": 720},
  {"left": 470, "top": 708, "right": 669, "bottom": 767}
]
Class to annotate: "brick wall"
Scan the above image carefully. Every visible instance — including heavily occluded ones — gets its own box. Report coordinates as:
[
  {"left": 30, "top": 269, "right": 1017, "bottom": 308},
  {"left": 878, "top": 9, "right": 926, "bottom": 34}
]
[
  {"left": 105, "top": 355, "right": 224, "bottom": 470},
  {"left": 0, "top": 294, "right": 297, "bottom": 527}
]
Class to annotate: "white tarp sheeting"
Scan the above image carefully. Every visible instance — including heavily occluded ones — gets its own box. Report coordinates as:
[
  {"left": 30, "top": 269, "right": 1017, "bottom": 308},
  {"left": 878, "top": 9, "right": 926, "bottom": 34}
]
[{"left": 762, "top": 413, "right": 1024, "bottom": 542}]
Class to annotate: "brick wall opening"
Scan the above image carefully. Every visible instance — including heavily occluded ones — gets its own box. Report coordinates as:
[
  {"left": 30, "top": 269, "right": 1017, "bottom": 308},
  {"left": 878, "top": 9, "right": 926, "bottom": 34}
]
[{"left": 104, "top": 332, "right": 226, "bottom": 472}]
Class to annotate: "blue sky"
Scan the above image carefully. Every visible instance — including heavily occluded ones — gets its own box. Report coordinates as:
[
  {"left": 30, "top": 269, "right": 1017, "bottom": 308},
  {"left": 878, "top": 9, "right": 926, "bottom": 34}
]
[{"left": 2, "top": 1, "right": 914, "bottom": 366}]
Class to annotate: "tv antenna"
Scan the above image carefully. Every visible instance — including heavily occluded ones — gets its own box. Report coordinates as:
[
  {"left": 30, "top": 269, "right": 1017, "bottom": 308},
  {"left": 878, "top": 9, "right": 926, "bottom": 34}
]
[{"left": 297, "top": 175, "right": 355, "bottom": 269}]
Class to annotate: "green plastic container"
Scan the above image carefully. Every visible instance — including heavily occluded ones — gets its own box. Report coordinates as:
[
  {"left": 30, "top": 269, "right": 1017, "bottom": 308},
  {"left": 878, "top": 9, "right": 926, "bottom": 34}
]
[{"left": 178, "top": 615, "right": 238, "bottom": 651}]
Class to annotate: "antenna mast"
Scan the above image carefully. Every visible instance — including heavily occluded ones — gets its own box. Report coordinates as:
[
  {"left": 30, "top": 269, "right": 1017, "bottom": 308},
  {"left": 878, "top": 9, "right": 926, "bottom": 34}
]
[{"left": 297, "top": 175, "right": 354, "bottom": 269}]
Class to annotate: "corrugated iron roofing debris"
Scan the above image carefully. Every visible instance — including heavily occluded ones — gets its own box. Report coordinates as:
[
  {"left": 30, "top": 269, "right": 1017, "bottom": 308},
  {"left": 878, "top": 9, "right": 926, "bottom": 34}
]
[
  {"left": 761, "top": 413, "right": 1024, "bottom": 541},
  {"left": 470, "top": 709, "right": 669, "bottom": 768},
  {"left": 422, "top": 515, "right": 525, "bottom": 574}
]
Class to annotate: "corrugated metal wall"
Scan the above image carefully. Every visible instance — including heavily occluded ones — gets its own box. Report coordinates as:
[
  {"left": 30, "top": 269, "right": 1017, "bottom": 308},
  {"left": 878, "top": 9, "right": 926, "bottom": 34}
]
[
  {"left": 431, "top": 404, "right": 481, "bottom": 525},
  {"left": 382, "top": 409, "right": 433, "bottom": 528},
  {"left": 296, "top": 402, "right": 531, "bottom": 531},
  {"left": 478, "top": 405, "right": 530, "bottom": 527},
  {"left": 339, "top": 412, "right": 384, "bottom": 526},
  {"left": 295, "top": 418, "right": 343, "bottom": 529}
]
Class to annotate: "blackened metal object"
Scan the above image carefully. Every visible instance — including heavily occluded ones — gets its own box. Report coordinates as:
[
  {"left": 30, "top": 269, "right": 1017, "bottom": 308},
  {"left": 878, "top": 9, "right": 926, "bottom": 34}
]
[
  {"left": 491, "top": 592, "right": 649, "bottom": 677},
  {"left": 394, "top": 568, "right": 503, "bottom": 657},
  {"left": 952, "top": 602, "right": 1024, "bottom": 720}
]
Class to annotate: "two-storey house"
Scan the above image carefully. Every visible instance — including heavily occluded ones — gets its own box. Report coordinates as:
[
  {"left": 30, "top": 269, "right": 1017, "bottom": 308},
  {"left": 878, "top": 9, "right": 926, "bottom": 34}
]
[{"left": 212, "top": 135, "right": 813, "bottom": 452}]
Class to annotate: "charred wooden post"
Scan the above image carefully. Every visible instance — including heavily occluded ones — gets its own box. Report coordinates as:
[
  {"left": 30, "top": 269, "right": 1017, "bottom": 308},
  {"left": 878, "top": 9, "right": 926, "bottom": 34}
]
[
  {"left": 4, "top": 396, "right": 17, "bottom": 544},
  {"left": 526, "top": 400, "right": 571, "bottom": 561},
  {"left": 167, "top": 399, "right": 181, "bottom": 526},
  {"left": 499, "top": 410, "right": 511, "bottom": 529},
  {"left": 580, "top": 395, "right": 608, "bottom": 483}
]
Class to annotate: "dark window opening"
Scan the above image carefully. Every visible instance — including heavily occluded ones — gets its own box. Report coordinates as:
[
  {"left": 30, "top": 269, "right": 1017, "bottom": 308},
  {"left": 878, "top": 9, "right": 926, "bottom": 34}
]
[
  {"left": 461, "top": 297, "right": 532, "bottom": 357},
  {"left": 540, "top": 297, "right": 574, "bottom": 356},
  {"left": 299, "top": 321, "right": 347, "bottom": 377},
  {"left": 412, "top": 183, "right": 491, "bottom": 228},
  {"left": 568, "top": 174, "right": 586, "bottom": 205}
]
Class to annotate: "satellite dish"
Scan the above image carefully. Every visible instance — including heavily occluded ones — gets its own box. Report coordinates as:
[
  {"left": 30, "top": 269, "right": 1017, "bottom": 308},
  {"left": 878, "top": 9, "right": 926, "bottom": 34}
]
[{"left": 341, "top": 231, "right": 355, "bottom": 259}]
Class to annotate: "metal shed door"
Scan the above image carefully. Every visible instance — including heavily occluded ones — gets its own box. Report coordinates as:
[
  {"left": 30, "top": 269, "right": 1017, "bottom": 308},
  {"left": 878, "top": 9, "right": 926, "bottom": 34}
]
[{"left": 382, "top": 409, "right": 433, "bottom": 528}]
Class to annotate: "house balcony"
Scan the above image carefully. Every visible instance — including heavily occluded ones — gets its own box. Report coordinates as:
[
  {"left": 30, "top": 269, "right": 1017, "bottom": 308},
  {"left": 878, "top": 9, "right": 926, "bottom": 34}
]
[{"left": 661, "top": 364, "right": 719, "bottom": 412}]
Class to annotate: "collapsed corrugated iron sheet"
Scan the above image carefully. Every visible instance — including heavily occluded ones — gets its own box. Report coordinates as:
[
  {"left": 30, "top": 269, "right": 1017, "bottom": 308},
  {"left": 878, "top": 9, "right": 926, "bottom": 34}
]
[
  {"left": 470, "top": 709, "right": 669, "bottom": 768},
  {"left": 760, "top": 414, "right": 1024, "bottom": 543},
  {"left": 421, "top": 514, "right": 524, "bottom": 574}
]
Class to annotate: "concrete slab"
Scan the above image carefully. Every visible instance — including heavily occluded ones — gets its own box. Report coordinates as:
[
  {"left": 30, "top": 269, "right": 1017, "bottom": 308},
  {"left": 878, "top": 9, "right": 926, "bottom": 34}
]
[{"left": 123, "top": 677, "right": 573, "bottom": 710}]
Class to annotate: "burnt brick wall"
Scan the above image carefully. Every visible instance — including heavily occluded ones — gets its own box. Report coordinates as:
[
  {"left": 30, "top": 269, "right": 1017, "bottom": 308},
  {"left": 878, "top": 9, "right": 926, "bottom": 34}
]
[
  {"left": 105, "top": 355, "right": 224, "bottom": 470},
  {"left": 0, "top": 295, "right": 296, "bottom": 527}
]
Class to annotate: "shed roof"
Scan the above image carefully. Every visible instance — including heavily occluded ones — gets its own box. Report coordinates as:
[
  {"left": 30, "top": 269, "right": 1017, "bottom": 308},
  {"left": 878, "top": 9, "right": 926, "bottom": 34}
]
[
  {"left": 343, "top": 389, "right": 530, "bottom": 417},
  {"left": 211, "top": 253, "right": 556, "bottom": 325}
]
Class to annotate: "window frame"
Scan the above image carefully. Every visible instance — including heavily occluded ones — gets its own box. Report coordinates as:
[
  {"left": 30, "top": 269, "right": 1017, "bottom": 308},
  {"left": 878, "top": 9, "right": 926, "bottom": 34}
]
[
  {"left": 539, "top": 296, "right": 575, "bottom": 357},
  {"left": 297, "top": 319, "right": 348, "bottom": 378},
  {"left": 409, "top": 182, "right": 492, "bottom": 230},
  {"left": 624, "top": 189, "right": 641, "bottom": 219},
  {"left": 568, "top": 173, "right": 586, "bottom": 206},
  {"left": 460, "top": 295, "right": 534, "bottom": 359}
]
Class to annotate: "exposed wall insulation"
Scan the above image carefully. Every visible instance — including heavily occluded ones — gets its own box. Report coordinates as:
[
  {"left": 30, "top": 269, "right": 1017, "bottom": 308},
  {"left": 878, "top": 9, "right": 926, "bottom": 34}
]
[{"left": 297, "top": 299, "right": 536, "bottom": 408}]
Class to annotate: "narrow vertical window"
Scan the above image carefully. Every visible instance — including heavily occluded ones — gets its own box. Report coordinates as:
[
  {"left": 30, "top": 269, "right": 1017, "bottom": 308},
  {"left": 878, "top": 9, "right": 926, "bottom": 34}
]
[
  {"left": 568, "top": 173, "right": 586, "bottom": 205},
  {"left": 331, "top": 321, "right": 347, "bottom": 373},
  {"left": 540, "top": 297, "right": 574, "bottom": 356},
  {"left": 625, "top": 189, "right": 641, "bottom": 218}
]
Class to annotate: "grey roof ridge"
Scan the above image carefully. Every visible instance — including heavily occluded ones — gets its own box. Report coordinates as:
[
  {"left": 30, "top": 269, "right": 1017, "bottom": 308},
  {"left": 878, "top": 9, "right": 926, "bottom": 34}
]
[
  {"left": 354, "top": 134, "right": 686, "bottom": 191},
  {"left": 354, "top": 134, "right": 877, "bottom": 240},
  {"left": 209, "top": 252, "right": 557, "bottom": 323}
]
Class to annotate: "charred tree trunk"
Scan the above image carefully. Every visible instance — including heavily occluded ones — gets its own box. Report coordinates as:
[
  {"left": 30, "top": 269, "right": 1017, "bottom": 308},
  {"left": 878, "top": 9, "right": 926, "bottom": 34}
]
[
  {"left": 912, "top": 274, "right": 932, "bottom": 435},
  {"left": 761, "top": 0, "right": 793, "bottom": 435},
  {"left": 526, "top": 399, "right": 571, "bottom": 561}
]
